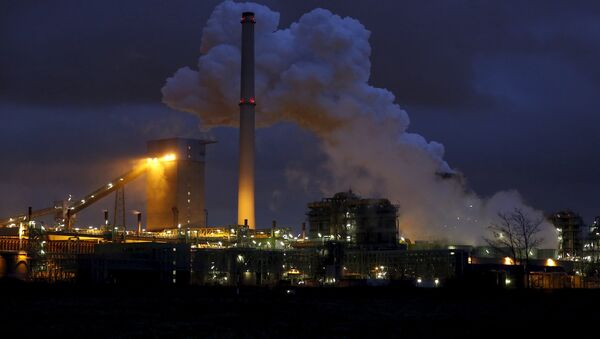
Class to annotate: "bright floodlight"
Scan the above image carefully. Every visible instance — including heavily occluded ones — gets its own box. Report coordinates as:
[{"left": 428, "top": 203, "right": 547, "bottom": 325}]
[{"left": 162, "top": 154, "right": 177, "bottom": 162}]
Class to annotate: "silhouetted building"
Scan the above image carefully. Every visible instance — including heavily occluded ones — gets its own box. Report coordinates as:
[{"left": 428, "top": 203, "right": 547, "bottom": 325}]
[
  {"left": 307, "top": 191, "right": 398, "bottom": 248},
  {"left": 549, "top": 210, "right": 584, "bottom": 259},
  {"left": 584, "top": 217, "right": 600, "bottom": 263}
]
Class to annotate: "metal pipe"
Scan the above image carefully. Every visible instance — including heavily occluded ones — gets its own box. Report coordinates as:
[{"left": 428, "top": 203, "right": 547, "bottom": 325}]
[
  {"left": 136, "top": 212, "right": 142, "bottom": 235},
  {"left": 103, "top": 209, "right": 109, "bottom": 231},
  {"left": 66, "top": 208, "right": 72, "bottom": 231},
  {"left": 301, "top": 222, "right": 306, "bottom": 240}
]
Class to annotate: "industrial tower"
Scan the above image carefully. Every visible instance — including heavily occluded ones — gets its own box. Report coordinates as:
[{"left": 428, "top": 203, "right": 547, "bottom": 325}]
[
  {"left": 146, "top": 138, "right": 213, "bottom": 231},
  {"left": 237, "top": 11, "right": 256, "bottom": 228}
]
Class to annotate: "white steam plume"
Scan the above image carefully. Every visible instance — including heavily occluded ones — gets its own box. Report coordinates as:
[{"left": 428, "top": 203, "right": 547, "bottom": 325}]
[{"left": 162, "top": 1, "right": 555, "bottom": 245}]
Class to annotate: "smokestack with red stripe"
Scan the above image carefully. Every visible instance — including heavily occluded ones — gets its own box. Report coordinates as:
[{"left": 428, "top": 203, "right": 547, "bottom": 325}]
[{"left": 237, "top": 12, "right": 256, "bottom": 228}]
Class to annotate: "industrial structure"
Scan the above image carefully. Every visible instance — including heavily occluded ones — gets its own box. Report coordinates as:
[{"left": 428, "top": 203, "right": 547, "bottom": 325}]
[
  {"left": 237, "top": 11, "right": 256, "bottom": 229},
  {"left": 586, "top": 217, "right": 600, "bottom": 263},
  {"left": 550, "top": 210, "right": 585, "bottom": 259},
  {"left": 546, "top": 211, "right": 600, "bottom": 280},
  {"left": 147, "top": 138, "right": 214, "bottom": 231},
  {"left": 307, "top": 191, "right": 398, "bottom": 248},
  {"left": 0, "top": 11, "right": 596, "bottom": 290}
]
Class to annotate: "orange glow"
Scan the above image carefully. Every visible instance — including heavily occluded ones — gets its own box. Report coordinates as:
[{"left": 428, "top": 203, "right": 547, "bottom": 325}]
[
  {"left": 162, "top": 153, "right": 176, "bottom": 162},
  {"left": 503, "top": 257, "right": 514, "bottom": 265},
  {"left": 545, "top": 258, "right": 557, "bottom": 267},
  {"left": 237, "top": 192, "right": 255, "bottom": 228},
  {"left": 147, "top": 153, "right": 176, "bottom": 165}
]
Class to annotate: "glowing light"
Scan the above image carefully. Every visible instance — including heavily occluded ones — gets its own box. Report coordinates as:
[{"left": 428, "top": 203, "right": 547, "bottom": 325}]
[
  {"left": 503, "top": 257, "right": 514, "bottom": 265},
  {"left": 505, "top": 278, "right": 511, "bottom": 285},
  {"left": 162, "top": 153, "right": 176, "bottom": 162},
  {"left": 545, "top": 258, "right": 557, "bottom": 267}
]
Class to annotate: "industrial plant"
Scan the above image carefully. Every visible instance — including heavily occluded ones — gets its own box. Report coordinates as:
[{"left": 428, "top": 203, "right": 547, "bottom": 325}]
[{"left": 0, "top": 11, "right": 598, "bottom": 291}]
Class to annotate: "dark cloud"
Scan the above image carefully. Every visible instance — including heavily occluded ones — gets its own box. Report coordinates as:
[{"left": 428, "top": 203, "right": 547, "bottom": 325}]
[
  {"left": 4, "top": 1, "right": 600, "bottom": 109},
  {"left": 0, "top": 0, "right": 221, "bottom": 104}
]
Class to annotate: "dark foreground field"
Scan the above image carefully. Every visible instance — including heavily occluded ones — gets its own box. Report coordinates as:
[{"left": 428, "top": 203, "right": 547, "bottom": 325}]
[{"left": 0, "top": 280, "right": 597, "bottom": 338}]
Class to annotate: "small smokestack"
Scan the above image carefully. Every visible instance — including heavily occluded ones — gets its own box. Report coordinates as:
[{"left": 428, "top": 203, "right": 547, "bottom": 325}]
[
  {"left": 136, "top": 212, "right": 142, "bottom": 235},
  {"left": 66, "top": 208, "right": 72, "bottom": 231},
  {"left": 237, "top": 11, "right": 256, "bottom": 229},
  {"left": 271, "top": 220, "right": 276, "bottom": 237},
  {"left": 301, "top": 222, "right": 306, "bottom": 240},
  {"left": 103, "top": 210, "right": 109, "bottom": 230},
  {"left": 27, "top": 206, "right": 32, "bottom": 223}
]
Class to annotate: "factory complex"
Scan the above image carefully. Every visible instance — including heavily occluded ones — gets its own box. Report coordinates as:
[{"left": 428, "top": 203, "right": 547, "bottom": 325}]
[{"left": 1, "top": 11, "right": 598, "bottom": 290}]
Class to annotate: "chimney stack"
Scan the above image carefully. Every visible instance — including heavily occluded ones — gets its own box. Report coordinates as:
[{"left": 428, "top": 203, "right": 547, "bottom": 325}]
[
  {"left": 103, "top": 210, "right": 109, "bottom": 231},
  {"left": 301, "top": 222, "right": 306, "bottom": 240},
  {"left": 237, "top": 11, "right": 256, "bottom": 229},
  {"left": 136, "top": 212, "right": 142, "bottom": 235}
]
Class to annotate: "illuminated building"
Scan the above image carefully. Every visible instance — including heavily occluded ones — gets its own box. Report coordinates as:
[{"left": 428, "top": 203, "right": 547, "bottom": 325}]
[
  {"left": 146, "top": 138, "right": 214, "bottom": 231},
  {"left": 583, "top": 216, "right": 600, "bottom": 263},
  {"left": 549, "top": 210, "right": 584, "bottom": 259}
]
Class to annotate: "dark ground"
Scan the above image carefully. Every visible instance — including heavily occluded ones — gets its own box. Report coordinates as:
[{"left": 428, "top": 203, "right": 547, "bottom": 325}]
[{"left": 0, "top": 280, "right": 597, "bottom": 338}]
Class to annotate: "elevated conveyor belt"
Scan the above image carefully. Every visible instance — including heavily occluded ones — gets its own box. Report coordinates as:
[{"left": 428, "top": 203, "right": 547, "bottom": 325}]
[{"left": 0, "top": 162, "right": 151, "bottom": 227}]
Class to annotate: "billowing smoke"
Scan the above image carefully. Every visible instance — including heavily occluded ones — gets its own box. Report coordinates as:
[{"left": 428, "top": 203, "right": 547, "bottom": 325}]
[{"left": 162, "top": 1, "right": 555, "bottom": 245}]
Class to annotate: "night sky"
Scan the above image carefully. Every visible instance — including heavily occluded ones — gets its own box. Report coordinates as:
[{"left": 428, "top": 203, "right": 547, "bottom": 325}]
[{"left": 1, "top": 0, "right": 599, "bottom": 232}]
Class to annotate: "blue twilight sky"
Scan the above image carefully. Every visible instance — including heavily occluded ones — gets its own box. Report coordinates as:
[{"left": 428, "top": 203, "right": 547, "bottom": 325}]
[{"left": 0, "top": 0, "right": 599, "bottom": 230}]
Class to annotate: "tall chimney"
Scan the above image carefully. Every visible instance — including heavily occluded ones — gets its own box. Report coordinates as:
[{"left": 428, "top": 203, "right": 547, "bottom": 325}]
[{"left": 237, "top": 11, "right": 256, "bottom": 229}]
